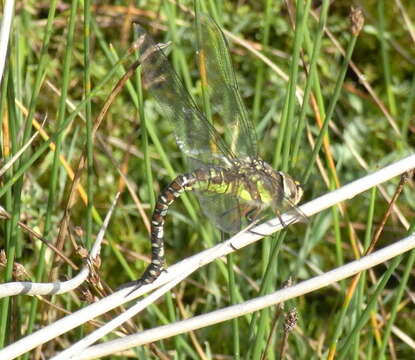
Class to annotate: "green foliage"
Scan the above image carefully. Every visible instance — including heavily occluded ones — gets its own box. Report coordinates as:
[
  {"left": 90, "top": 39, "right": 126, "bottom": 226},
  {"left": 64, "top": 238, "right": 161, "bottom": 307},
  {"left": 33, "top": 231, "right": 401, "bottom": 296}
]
[{"left": 1, "top": 0, "right": 414, "bottom": 358}]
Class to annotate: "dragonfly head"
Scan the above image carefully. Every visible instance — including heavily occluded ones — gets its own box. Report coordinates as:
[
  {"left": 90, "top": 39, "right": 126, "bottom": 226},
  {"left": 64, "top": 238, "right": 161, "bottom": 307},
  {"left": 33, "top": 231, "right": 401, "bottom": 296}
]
[
  {"left": 280, "top": 172, "right": 303, "bottom": 206},
  {"left": 250, "top": 158, "right": 303, "bottom": 207}
]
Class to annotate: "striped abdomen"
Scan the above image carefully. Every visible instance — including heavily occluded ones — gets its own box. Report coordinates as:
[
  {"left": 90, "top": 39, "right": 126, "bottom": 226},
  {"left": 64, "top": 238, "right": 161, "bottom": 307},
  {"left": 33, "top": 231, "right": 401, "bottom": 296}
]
[
  {"left": 136, "top": 173, "right": 195, "bottom": 286},
  {"left": 136, "top": 167, "right": 233, "bottom": 286},
  {"left": 135, "top": 160, "right": 302, "bottom": 287}
]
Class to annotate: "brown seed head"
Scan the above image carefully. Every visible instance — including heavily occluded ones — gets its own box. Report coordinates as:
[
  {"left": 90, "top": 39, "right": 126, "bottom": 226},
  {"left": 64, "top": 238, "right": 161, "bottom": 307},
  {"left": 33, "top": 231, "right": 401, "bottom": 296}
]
[{"left": 350, "top": 7, "right": 364, "bottom": 36}]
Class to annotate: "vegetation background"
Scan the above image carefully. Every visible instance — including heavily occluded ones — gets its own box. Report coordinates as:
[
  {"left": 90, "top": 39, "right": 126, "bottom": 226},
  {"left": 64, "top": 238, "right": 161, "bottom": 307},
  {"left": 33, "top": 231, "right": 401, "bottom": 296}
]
[{"left": 0, "top": 0, "right": 414, "bottom": 358}]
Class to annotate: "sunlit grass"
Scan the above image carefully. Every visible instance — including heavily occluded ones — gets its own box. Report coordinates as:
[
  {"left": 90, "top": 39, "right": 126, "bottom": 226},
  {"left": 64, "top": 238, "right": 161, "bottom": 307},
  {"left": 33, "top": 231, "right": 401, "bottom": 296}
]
[{"left": 1, "top": 0, "right": 414, "bottom": 359}]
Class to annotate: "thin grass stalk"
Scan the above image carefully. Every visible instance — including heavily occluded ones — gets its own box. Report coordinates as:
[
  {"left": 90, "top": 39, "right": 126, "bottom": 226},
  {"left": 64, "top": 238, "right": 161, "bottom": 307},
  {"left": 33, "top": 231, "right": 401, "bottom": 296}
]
[
  {"left": 5, "top": 44, "right": 29, "bottom": 345},
  {"left": 0, "top": 71, "right": 10, "bottom": 346},
  {"left": 165, "top": 291, "right": 183, "bottom": 356},
  {"left": 272, "top": 80, "right": 289, "bottom": 169},
  {"left": 252, "top": 0, "right": 272, "bottom": 124},
  {"left": 0, "top": 69, "right": 19, "bottom": 347},
  {"left": 351, "top": 186, "right": 376, "bottom": 358},
  {"left": 302, "top": 13, "right": 361, "bottom": 183},
  {"left": 281, "top": 0, "right": 310, "bottom": 172},
  {"left": 401, "top": 71, "right": 415, "bottom": 146},
  {"left": 353, "top": 268, "right": 366, "bottom": 359},
  {"left": 292, "top": 0, "right": 329, "bottom": 163},
  {"left": 7, "top": 71, "right": 19, "bottom": 176},
  {"left": 309, "top": 65, "right": 326, "bottom": 123},
  {"left": 248, "top": 232, "right": 287, "bottom": 360},
  {"left": 377, "top": 0, "right": 397, "bottom": 117},
  {"left": 134, "top": 26, "right": 155, "bottom": 210},
  {"left": 165, "top": 3, "right": 193, "bottom": 92},
  {"left": 206, "top": 0, "right": 220, "bottom": 22},
  {"left": 10, "top": 23, "right": 27, "bottom": 344},
  {"left": 364, "top": 187, "right": 378, "bottom": 253},
  {"left": 330, "top": 175, "right": 344, "bottom": 285},
  {"left": 227, "top": 251, "right": 241, "bottom": 359},
  {"left": 80, "top": 1, "right": 93, "bottom": 343},
  {"left": 83, "top": 0, "right": 93, "bottom": 250},
  {"left": 195, "top": 1, "right": 213, "bottom": 125},
  {"left": 331, "top": 198, "right": 343, "bottom": 276},
  {"left": 11, "top": 31, "right": 23, "bottom": 131}
]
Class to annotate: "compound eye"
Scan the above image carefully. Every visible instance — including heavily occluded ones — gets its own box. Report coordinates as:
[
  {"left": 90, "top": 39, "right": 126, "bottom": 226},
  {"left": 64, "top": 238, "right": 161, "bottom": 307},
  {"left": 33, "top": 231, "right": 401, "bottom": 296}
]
[
  {"left": 295, "top": 181, "right": 304, "bottom": 203},
  {"left": 282, "top": 175, "right": 303, "bottom": 205}
]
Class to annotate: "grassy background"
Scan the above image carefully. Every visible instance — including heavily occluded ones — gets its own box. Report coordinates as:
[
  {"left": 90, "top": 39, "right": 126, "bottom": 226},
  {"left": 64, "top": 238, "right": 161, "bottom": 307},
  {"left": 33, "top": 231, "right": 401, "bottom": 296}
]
[{"left": 1, "top": 0, "right": 414, "bottom": 358}]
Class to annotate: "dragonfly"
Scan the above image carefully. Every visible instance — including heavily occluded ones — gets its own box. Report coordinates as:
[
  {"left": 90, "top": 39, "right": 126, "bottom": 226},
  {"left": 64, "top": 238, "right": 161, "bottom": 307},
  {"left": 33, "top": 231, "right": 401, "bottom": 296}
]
[{"left": 133, "top": 14, "right": 303, "bottom": 288}]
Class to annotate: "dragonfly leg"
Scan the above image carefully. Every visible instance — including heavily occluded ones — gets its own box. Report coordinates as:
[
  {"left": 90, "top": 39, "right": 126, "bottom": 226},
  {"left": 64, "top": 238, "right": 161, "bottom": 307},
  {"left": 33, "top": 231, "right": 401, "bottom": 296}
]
[
  {"left": 245, "top": 206, "right": 261, "bottom": 223},
  {"left": 276, "top": 211, "right": 287, "bottom": 227}
]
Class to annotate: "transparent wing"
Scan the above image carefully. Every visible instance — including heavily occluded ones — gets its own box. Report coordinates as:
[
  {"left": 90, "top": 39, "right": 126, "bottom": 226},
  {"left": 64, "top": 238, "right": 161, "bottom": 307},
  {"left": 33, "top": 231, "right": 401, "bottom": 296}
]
[
  {"left": 196, "top": 13, "right": 258, "bottom": 159},
  {"left": 135, "top": 22, "right": 259, "bottom": 234},
  {"left": 135, "top": 24, "right": 233, "bottom": 168},
  {"left": 197, "top": 192, "right": 243, "bottom": 234}
]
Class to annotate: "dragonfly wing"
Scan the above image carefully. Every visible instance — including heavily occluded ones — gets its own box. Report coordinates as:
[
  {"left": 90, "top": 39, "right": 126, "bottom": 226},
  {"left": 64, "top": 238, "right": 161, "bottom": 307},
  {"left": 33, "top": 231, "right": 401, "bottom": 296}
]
[
  {"left": 135, "top": 24, "right": 231, "bottom": 167},
  {"left": 196, "top": 13, "right": 258, "bottom": 159},
  {"left": 195, "top": 190, "right": 243, "bottom": 234}
]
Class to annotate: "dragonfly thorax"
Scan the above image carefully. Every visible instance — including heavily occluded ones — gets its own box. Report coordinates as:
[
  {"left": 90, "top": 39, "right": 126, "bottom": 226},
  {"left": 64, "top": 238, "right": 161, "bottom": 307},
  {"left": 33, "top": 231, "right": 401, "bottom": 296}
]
[{"left": 196, "top": 157, "right": 303, "bottom": 211}]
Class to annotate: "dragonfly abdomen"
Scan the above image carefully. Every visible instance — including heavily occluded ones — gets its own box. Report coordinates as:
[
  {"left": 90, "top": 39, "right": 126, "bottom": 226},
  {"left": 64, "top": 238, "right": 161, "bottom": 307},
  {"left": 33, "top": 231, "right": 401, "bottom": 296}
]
[
  {"left": 137, "top": 174, "right": 195, "bottom": 285},
  {"left": 137, "top": 166, "right": 233, "bottom": 286}
]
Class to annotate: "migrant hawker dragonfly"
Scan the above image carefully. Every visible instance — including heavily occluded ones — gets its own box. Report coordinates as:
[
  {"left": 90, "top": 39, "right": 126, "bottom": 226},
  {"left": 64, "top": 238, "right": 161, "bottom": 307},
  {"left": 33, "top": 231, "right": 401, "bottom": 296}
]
[{"left": 133, "top": 14, "right": 303, "bottom": 287}]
